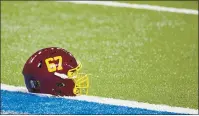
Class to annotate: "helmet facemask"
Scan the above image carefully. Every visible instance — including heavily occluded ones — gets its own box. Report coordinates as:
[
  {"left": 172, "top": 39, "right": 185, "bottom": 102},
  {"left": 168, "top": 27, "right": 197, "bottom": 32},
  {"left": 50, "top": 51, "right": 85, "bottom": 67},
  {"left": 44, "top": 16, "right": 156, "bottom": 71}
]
[{"left": 67, "top": 62, "right": 89, "bottom": 95}]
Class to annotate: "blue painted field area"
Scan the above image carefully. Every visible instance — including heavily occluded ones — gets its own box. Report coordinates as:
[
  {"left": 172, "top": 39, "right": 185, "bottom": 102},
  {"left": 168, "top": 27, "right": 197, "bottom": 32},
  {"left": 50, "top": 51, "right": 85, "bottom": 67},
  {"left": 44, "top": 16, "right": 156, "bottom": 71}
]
[{"left": 1, "top": 90, "right": 183, "bottom": 115}]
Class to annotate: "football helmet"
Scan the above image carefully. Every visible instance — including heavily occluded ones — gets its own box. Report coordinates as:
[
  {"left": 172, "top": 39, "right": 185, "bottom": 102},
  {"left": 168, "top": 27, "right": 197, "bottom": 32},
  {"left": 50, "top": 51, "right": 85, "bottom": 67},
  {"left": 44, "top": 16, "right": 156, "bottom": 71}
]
[{"left": 22, "top": 47, "right": 89, "bottom": 96}]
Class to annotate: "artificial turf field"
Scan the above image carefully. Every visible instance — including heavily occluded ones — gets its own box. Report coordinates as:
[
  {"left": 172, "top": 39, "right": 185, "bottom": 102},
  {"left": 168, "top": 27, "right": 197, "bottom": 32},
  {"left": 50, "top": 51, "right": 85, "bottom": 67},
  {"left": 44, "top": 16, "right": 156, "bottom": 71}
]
[{"left": 1, "top": 1, "right": 198, "bottom": 109}]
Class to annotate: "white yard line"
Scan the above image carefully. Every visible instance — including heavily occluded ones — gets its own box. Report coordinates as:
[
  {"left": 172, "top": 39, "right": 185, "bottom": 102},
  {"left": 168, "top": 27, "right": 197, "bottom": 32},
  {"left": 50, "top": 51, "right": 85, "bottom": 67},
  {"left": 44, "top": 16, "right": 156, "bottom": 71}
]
[
  {"left": 57, "top": 1, "right": 198, "bottom": 15},
  {"left": 1, "top": 83, "right": 198, "bottom": 114}
]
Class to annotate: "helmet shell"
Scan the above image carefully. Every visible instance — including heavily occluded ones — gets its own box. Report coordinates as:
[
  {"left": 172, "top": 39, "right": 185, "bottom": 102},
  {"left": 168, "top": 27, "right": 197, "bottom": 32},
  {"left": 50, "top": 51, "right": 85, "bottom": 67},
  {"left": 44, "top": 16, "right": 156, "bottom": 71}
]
[{"left": 22, "top": 47, "right": 78, "bottom": 96}]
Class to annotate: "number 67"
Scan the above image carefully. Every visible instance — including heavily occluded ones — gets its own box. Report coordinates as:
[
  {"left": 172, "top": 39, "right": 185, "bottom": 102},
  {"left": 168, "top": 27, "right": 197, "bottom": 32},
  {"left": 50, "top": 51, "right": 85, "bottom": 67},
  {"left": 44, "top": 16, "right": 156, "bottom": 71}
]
[{"left": 45, "top": 56, "right": 63, "bottom": 72}]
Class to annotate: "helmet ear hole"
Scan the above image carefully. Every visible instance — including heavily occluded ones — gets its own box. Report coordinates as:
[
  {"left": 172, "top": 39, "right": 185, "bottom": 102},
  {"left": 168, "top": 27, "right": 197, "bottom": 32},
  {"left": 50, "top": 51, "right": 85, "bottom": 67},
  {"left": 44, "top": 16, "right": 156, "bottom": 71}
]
[
  {"left": 30, "top": 80, "right": 40, "bottom": 89},
  {"left": 56, "top": 83, "right": 65, "bottom": 87}
]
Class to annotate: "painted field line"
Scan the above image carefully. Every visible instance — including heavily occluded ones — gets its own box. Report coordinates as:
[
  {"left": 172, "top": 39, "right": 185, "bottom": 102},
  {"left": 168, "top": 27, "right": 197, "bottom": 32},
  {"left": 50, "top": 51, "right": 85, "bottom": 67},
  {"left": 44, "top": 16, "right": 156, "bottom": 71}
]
[
  {"left": 57, "top": 1, "right": 198, "bottom": 15},
  {"left": 1, "top": 84, "right": 198, "bottom": 114}
]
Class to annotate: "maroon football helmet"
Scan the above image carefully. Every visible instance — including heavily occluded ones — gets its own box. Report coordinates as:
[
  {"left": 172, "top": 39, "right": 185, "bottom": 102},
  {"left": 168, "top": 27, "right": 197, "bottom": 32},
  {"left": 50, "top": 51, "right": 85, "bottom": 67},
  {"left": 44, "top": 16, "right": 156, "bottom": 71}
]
[{"left": 22, "top": 47, "right": 89, "bottom": 96}]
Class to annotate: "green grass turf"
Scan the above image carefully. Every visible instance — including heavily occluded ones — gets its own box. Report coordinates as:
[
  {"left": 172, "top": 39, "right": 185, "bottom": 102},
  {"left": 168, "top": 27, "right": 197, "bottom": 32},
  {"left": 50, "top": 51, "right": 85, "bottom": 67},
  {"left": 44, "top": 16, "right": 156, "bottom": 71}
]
[{"left": 1, "top": 1, "right": 198, "bottom": 109}]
